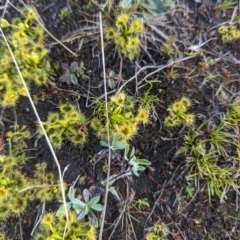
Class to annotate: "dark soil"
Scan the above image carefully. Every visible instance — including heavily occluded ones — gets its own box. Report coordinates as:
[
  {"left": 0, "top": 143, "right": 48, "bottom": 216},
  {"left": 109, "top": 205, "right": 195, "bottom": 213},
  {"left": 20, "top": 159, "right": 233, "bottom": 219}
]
[{"left": 1, "top": 0, "right": 240, "bottom": 239}]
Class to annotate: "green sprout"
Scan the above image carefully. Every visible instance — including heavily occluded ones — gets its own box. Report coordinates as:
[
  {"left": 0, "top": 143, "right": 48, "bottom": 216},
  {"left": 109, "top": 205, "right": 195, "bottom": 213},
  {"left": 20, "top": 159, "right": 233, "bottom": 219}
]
[{"left": 59, "top": 7, "right": 73, "bottom": 20}]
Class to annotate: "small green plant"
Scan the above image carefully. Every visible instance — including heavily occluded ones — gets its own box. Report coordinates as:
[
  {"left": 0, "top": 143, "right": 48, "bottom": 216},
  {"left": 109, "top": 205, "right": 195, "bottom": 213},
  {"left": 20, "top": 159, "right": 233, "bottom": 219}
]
[
  {"left": 106, "top": 13, "right": 143, "bottom": 60},
  {"left": 218, "top": 24, "right": 240, "bottom": 42},
  {"left": 226, "top": 98, "right": 240, "bottom": 126},
  {"left": 56, "top": 186, "right": 103, "bottom": 227},
  {"left": 40, "top": 103, "right": 88, "bottom": 147},
  {"left": 164, "top": 97, "right": 194, "bottom": 127},
  {"left": 100, "top": 69, "right": 120, "bottom": 89},
  {"left": 137, "top": 80, "right": 160, "bottom": 110},
  {"left": 101, "top": 133, "right": 151, "bottom": 177},
  {"left": 59, "top": 7, "right": 73, "bottom": 20},
  {"left": 133, "top": 197, "right": 150, "bottom": 210},
  {"left": 5, "top": 125, "right": 30, "bottom": 162},
  {"left": 215, "top": 0, "right": 236, "bottom": 10},
  {"left": 124, "top": 144, "right": 151, "bottom": 176},
  {"left": 91, "top": 92, "right": 150, "bottom": 141},
  {"left": 34, "top": 211, "right": 96, "bottom": 240},
  {"left": 120, "top": 0, "right": 174, "bottom": 20},
  {"left": 0, "top": 8, "right": 52, "bottom": 106},
  {"left": 59, "top": 61, "right": 87, "bottom": 85},
  {"left": 145, "top": 223, "right": 167, "bottom": 240},
  {"left": 178, "top": 112, "right": 239, "bottom": 202},
  {"left": 0, "top": 233, "right": 10, "bottom": 240},
  {"left": 160, "top": 36, "right": 176, "bottom": 56}
]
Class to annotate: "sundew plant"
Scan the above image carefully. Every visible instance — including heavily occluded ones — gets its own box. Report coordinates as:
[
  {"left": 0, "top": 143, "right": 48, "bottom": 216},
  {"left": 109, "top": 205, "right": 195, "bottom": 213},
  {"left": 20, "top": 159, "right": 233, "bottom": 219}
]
[
  {"left": 91, "top": 92, "right": 150, "bottom": 141},
  {"left": 106, "top": 13, "right": 143, "bottom": 60},
  {"left": 0, "top": 8, "right": 51, "bottom": 106}
]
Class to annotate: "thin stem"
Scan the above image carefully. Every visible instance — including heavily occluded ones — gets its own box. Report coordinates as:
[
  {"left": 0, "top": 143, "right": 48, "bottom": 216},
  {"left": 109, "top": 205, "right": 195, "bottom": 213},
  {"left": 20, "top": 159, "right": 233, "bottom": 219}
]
[{"left": 98, "top": 12, "right": 112, "bottom": 240}]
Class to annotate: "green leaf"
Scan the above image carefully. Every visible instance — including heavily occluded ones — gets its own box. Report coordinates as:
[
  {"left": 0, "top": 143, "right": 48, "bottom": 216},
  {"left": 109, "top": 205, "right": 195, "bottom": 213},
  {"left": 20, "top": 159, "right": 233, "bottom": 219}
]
[
  {"left": 83, "top": 189, "right": 89, "bottom": 202},
  {"left": 109, "top": 70, "right": 115, "bottom": 78},
  {"left": 108, "top": 79, "right": 116, "bottom": 89},
  {"left": 110, "top": 114, "right": 128, "bottom": 122},
  {"left": 88, "top": 196, "right": 100, "bottom": 208},
  {"left": 100, "top": 140, "right": 109, "bottom": 147},
  {"left": 130, "top": 146, "right": 135, "bottom": 158},
  {"left": 59, "top": 73, "right": 70, "bottom": 83},
  {"left": 68, "top": 186, "right": 75, "bottom": 200},
  {"left": 89, "top": 211, "right": 99, "bottom": 228},
  {"left": 70, "top": 61, "right": 78, "bottom": 72},
  {"left": 109, "top": 187, "right": 121, "bottom": 201},
  {"left": 116, "top": 143, "right": 127, "bottom": 149},
  {"left": 77, "top": 206, "right": 87, "bottom": 220},
  {"left": 71, "top": 198, "right": 85, "bottom": 209},
  {"left": 56, "top": 202, "right": 72, "bottom": 217},
  {"left": 124, "top": 143, "right": 130, "bottom": 160},
  {"left": 70, "top": 74, "right": 78, "bottom": 85},
  {"left": 112, "top": 134, "right": 120, "bottom": 147},
  {"left": 134, "top": 158, "right": 151, "bottom": 165},
  {"left": 91, "top": 203, "right": 104, "bottom": 212}
]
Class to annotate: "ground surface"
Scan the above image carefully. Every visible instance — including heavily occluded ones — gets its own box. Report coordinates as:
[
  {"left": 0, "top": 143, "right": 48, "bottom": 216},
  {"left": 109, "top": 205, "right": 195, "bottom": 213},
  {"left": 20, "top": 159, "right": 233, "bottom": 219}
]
[{"left": 1, "top": 0, "right": 240, "bottom": 239}]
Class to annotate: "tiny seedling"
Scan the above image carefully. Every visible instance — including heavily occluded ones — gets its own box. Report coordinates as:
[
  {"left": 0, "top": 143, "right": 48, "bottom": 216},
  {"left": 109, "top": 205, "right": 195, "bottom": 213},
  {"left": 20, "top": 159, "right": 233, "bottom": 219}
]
[
  {"left": 59, "top": 61, "right": 86, "bottom": 85},
  {"left": 100, "top": 69, "right": 120, "bottom": 89},
  {"left": 59, "top": 7, "right": 72, "bottom": 19}
]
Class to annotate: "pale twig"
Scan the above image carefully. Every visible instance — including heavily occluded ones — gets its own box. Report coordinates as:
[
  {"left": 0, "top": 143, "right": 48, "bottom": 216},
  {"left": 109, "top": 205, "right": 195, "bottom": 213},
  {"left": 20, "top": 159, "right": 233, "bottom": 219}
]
[
  {"left": 0, "top": 0, "right": 9, "bottom": 18},
  {"left": 86, "top": 89, "right": 117, "bottom": 108},
  {"left": 117, "top": 54, "right": 198, "bottom": 93},
  {"left": 0, "top": 28, "right": 69, "bottom": 239},
  {"left": 31, "top": 202, "right": 46, "bottom": 237},
  {"left": 18, "top": 183, "right": 60, "bottom": 193},
  {"left": 98, "top": 12, "right": 112, "bottom": 240},
  {"left": 18, "top": 214, "right": 23, "bottom": 240}
]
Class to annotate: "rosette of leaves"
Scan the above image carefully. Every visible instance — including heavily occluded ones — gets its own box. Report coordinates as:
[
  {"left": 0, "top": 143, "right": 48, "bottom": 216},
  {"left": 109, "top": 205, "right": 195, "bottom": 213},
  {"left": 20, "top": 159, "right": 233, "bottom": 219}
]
[
  {"left": 59, "top": 61, "right": 86, "bottom": 85},
  {"left": 56, "top": 186, "right": 103, "bottom": 227}
]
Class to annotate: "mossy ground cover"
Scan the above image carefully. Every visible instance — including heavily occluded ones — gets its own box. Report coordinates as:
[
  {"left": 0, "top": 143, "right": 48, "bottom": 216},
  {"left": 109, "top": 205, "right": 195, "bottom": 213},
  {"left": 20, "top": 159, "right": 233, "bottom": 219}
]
[{"left": 0, "top": 0, "right": 240, "bottom": 239}]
